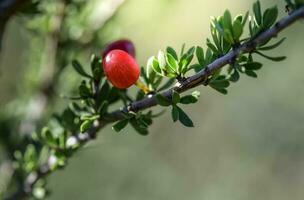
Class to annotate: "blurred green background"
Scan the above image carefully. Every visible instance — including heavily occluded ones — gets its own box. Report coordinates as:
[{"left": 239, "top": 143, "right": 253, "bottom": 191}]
[{"left": 1, "top": 0, "right": 304, "bottom": 199}]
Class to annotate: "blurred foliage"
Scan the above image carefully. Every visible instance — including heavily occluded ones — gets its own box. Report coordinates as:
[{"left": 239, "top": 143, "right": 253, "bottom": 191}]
[{"left": 0, "top": 0, "right": 128, "bottom": 198}]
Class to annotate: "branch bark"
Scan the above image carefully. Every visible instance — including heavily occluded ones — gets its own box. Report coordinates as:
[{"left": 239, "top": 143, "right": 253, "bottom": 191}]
[
  {"left": 6, "top": 6, "right": 304, "bottom": 200},
  {"left": 107, "top": 6, "right": 304, "bottom": 121}
]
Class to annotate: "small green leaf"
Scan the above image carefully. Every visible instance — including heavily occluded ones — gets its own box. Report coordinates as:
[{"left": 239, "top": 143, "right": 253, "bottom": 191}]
[
  {"left": 80, "top": 120, "right": 93, "bottom": 133},
  {"left": 176, "top": 106, "right": 194, "bottom": 127},
  {"left": 137, "top": 117, "right": 150, "bottom": 129},
  {"left": 166, "top": 53, "right": 178, "bottom": 73},
  {"left": 255, "top": 51, "right": 286, "bottom": 62},
  {"left": 152, "top": 63, "right": 163, "bottom": 76},
  {"left": 72, "top": 60, "right": 92, "bottom": 79},
  {"left": 206, "top": 39, "right": 218, "bottom": 53},
  {"left": 223, "top": 29, "right": 234, "bottom": 44},
  {"left": 100, "top": 81, "right": 110, "bottom": 96},
  {"left": 149, "top": 70, "right": 158, "bottom": 85},
  {"left": 41, "top": 127, "right": 56, "bottom": 146},
  {"left": 171, "top": 105, "right": 179, "bottom": 122},
  {"left": 180, "top": 91, "right": 200, "bottom": 104},
  {"left": 210, "top": 25, "right": 221, "bottom": 49},
  {"left": 141, "top": 64, "right": 149, "bottom": 82},
  {"left": 166, "top": 46, "right": 178, "bottom": 60},
  {"left": 234, "top": 14, "right": 243, "bottom": 23},
  {"left": 79, "top": 81, "right": 92, "bottom": 98},
  {"left": 253, "top": 0, "right": 262, "bottom": 25},
  {"left": 180, "top": 43, "right": 186, "bottom": 57},
  {"left": 99, "top": 101, "right": 109, "bottom": 115},
  {"left": 179, "top": 50, "right": 194, "bottom": 74},
  {"left": 147, "top": 56, "right": 156, "bottom": 73},
  {"left": 243, "top": 62, "right": 263, "bottom": 70},
  {"left": 70, "top": 102, "right": 83, "bottom": 113},
  {"left": 90, "top": 55, "right": 102, "bottom": 81},
  {"left": 232, "top": 19, "right": 243, "bottom": 40},
  {"left": 186, "top": 46, "right": 196, "bottom": 56},
  {"left": 148, "top": 56, "right": 162, "bottom": 75},
  {"left": 96, "top": 81, "right": 110, "bottom": 107},
  {"left": 180, "top": 96, "right": 198, "bottom": 104},
  {"left": 262, "top": 6, "right": 278, "bottom": 29},
  {"left": 223, "top": 10, "right": 233, "bottom": 30},
  {"left": 172, "top": 90, "right": 180, "bottom": 105},
  {"left": 192, "top": 64, "right": 204, "bottom": 73},
  {"left": 92, "top": 68, "right": 102, "bottom": 82},
  {"left": 112, "top": 119, "right": 129, "bottom": 132},
  {"left": 212, "top": 17, "right": 224, "bottom": 36},
  {"left": 209, "top": 80, "right": 230, "bottom": 88},
  {"left": 258, "top": 37, "right": 286, "bottom": 51},
  {"left": 155, "top": 94, "right": 171, "bottom": 107},
  {"left": 24, "top": 144, "right": 37, "bottom": 171},
  {"left": 229, "top": 70, "right": 240, "bottom": 82},
  {"left": 80, "top": 114, "right": 99, "bottom": 121},
  {"left": 90, "top": 54, "right": 100, "bottom": 69},
  {"left": 181, "top": 61, "right": 194, "bottom": 75},
  {"left": 158, "top": 50, "right": 166, "bottom": 69},
  {"left": 241, "top": 11, "right": 249, "bottom": 26},
  {"left": 249, "top": 20, "right": 254, "bottom": 36},
  {"left": 205, "top": 48, "right": 213, "bottom": 65},
  {"left": 212, "top": 75, "right": 226, "bottom": 81},
  {"left": 130, "top": 118, "right": 149, "bottom": 135},
  {"left": 245, "top": 70, "right": 258, "bottom": 78},
  {"left": 210, "top": 87, "right": 228, "bottom": 95},
  {"left": 222, "top": 38, "right": 232, "bottom": 53}
]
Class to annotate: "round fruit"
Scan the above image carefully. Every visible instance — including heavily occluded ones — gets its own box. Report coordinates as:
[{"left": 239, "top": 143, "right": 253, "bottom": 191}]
[
  {"left": 102, "top": 39, "right": 136, "bottom": 58},
  {"left": 103, "top": 50, "right": 140, "bottom": 89}
]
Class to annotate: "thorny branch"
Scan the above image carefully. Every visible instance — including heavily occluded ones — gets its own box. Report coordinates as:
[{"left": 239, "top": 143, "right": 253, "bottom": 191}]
[{"left": 6, "top": 5, "right": 304, "bottom": 200}]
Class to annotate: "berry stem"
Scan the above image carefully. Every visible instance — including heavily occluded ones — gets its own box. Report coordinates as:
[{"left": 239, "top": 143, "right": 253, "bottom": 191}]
[{"left": 135, "top": 81, "right": 151, "bottom": 94}]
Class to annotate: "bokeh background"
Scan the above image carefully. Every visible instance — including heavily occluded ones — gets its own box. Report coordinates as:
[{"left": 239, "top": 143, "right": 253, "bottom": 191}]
[{"left": 1, "top": 0, "right": 304, "bottom": 199}]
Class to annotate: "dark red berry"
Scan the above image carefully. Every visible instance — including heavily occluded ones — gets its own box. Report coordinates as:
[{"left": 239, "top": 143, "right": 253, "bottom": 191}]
[
  {"left": 102, "top": 39, "right": 136, "bottom": 59},
  {"left": 103, "top": 50, "right": 140, "bottom": 89}
]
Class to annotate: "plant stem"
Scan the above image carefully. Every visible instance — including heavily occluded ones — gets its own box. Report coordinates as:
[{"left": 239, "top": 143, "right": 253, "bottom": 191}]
[{"left": 6, "top": 6, "right": 304, "bottom": 200}]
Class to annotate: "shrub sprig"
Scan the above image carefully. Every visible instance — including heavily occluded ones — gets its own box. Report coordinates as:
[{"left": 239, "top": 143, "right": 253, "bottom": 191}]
[{"left": 5, "top": 0, "right": 304, "bottom": 199}]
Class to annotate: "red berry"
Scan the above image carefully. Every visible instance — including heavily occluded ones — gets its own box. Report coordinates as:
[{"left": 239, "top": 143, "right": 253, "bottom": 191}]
[
  {"left": 102, "top": 39, "right": 136, "bottom": 59},
  {"left": 103, "top": 50, "right": 140, "bottom": 89}
]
